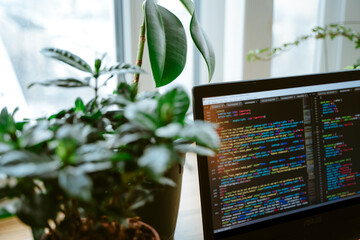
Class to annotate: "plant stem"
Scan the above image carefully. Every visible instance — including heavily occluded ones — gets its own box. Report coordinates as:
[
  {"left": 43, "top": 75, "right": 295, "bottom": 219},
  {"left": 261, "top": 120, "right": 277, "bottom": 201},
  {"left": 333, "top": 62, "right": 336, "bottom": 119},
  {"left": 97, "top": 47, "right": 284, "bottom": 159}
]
[
  {"left": 133, "top": 15, "right": 146, "bottom": 87},
  {"left": 94, "top": 77, "right": 98, "bottom": 102}
]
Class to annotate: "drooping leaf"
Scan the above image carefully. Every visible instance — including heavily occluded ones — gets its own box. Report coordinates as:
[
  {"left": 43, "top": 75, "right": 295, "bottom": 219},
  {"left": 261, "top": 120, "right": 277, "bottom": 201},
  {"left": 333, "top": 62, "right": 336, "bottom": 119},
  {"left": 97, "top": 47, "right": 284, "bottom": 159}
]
[
  {"left": 124, "top": 100, "right": 159, "bottom": 130},
  {"left": 157, "top": 177, "right": 176, "bottom": 187},
  {"left": 145, "top": 0, "right": 187, "bottom": 87},
  {"left": 101, "top": 95, "right": 131, "bottom": 107},
  {"left": 104, "top": 63, "right": 145, "bottom": 76},
  {"left": 0, "top": 142, "right": 12, "bottom": 153},
  {"left": 138, "top": 145, "right": 171, "bottom": 177},
  {"left": 28, "top": 78, "right": 90, "bottom": 89},
  {"left": 56, "top": 124, "right": 93, "bottom": 144},
  {"left": 21, "top": 121, "right": 53, "bottom": 147},
  {"left": 0, "top": 151, "right": 60, "bottom": 177},
  {"left": 0, "top": 151, "right": 48, "bottom": 166},
  {"left": 174, "top": 143, "right": 215, "bottom": 156},
  {"left": 41, "top": 48, "right": 92, "bottom": 73},
  {"left": 76, "top": 144, "right": 114, "bottom": 163},
  {"left": 180, "top": 121, "right": 219, "bottom": 150},
  {"left": 179, "top": 0, "right": 215, "bottom": 81},
  {"left": 157, "top": 5, "right": 187, "bottom": 87},
  {"left": 190, "top": 14, "right": 215, "bottom": 81},
  {"left": 155, "top": 123, "right": 182, "bottom": 138},
  {"left": 144, "top": 0, "right": 165, "bottom": 83}
]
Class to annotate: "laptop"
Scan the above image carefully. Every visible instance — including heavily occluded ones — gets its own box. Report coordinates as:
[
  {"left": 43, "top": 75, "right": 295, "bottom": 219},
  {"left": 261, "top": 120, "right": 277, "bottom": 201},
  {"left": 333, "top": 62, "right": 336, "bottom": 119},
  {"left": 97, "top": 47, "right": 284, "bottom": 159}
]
[{"left": 193, "top": 70, "right": 360, "bottom": 240}]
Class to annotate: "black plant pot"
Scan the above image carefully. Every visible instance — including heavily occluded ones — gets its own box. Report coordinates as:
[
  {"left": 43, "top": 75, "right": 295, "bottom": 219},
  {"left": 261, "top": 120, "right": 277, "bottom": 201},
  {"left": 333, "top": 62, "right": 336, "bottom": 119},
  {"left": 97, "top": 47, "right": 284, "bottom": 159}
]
[{"left": 137, "top": 163, "right": 183, "bottom": 240}]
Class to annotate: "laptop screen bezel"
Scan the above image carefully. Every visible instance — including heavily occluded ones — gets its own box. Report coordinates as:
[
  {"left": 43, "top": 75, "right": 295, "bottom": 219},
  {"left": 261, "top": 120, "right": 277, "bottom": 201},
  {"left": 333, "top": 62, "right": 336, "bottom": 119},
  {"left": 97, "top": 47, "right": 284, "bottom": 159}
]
[{"left": 192, "top": 70, "right": 360, "bottom": 240}]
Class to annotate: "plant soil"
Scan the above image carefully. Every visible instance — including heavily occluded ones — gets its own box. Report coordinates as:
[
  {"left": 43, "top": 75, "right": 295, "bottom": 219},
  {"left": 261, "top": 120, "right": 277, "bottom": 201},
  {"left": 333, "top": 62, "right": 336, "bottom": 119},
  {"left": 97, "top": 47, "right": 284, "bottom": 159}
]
[{"left": 41, "top": 218, "right": 159, "bottom": 240}]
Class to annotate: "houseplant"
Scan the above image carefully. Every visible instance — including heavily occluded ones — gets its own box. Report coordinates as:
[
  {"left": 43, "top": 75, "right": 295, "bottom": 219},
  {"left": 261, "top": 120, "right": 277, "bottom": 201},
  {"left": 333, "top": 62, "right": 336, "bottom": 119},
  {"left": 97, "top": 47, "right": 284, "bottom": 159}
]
[
  {"left": 0, "top": 48, "right": 219, "bottom": 239},
  {"left": 247, "top": 24, "right": 360, "bottom": 69}
]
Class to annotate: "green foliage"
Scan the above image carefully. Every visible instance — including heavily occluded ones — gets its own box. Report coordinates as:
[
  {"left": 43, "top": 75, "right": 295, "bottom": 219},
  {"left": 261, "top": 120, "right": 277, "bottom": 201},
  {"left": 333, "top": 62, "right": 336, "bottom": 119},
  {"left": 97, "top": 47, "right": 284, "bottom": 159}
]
[
  {"left": 29, "top": 48, "right": 144, "bottom": 101},
  {"left": 0, "top": 51, "right": 219, "bottom": 238},
  {"left": 136, "top": 0, "right": 216, "bottom": 87},
  {"left": 247, "top": 24, "right": 360, "bottom": 69}
]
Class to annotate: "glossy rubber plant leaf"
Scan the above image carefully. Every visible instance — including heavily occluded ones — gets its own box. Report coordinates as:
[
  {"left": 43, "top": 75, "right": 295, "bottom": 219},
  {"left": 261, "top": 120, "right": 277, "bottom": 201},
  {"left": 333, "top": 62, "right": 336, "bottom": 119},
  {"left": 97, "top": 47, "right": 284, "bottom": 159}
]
[
  {"left": 179, "top": 0, "right": 215, "bottom": 81},
  {"left": 41, "top": 48, "right": 92, "bottom": 73},
  {"left": 145, "top": 0, "right": 187, "bottom": 87}
]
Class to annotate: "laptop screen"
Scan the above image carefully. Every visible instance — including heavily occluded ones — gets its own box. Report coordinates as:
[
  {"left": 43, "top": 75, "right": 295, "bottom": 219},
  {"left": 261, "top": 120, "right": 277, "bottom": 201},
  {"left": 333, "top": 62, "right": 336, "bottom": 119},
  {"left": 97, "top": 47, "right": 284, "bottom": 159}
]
[{"left": 193, "top": 71, "right": 360, "bottom": 240}]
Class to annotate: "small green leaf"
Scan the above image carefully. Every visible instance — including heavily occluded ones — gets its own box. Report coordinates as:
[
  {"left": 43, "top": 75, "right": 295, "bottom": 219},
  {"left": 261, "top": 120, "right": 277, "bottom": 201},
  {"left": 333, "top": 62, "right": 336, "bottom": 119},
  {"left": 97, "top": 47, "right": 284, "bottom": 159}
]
[
  {"left": 155, "top": 123, "right": 182, "bottom": 138},
  {"left": 104, "top": 63, "right": 145, "bottom": 76},
  {"left": 138, "top": 146, "right": 171, "bottom": 177},
  {"left": 76, "top": 144, "right": 114, "bottom": 163},
  {"left": 75, "top": 98, "right": 85, "bottom": 112},
  {"left": 94, "top": 58, "right": 102, "bottom": 74},
  {"left": 41, "top": 48, "right": 92, "bottom": 73},
  {"left": 59, "top": 167, "right": 92, "bottom": 201},
  {"left": 21, "top": 122, "right": 54, "bottom": 147},
  {"left": 28, "top": 78, "right": 90, "bottom": 89},
  {"left": 158, "top": 87, "right": 190, "bottom": 124},
  {"left": 180, "top": 121, "right": 219, "bottom": 150},
  {"left": 124, "top": 100, "right": 159, "bottom": 130}
]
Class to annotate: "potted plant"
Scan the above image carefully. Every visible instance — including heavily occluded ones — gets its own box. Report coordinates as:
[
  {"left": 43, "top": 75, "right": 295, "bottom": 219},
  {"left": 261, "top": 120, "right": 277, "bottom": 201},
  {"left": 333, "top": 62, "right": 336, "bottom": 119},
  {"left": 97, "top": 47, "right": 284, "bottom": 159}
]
[
  {"left": 0, "top": 48, "right": 219, "bottom": 239},
  {"left": 247, "top": 24, "right": 360, "bottom": 69}
]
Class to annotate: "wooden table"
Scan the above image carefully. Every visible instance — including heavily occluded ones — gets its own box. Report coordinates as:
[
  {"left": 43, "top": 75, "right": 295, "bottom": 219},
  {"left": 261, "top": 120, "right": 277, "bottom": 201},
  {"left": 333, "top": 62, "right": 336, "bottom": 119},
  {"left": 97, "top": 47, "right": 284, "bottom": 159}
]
[{"left": 0, "top": 153, "right": 204, "bottom": 240}]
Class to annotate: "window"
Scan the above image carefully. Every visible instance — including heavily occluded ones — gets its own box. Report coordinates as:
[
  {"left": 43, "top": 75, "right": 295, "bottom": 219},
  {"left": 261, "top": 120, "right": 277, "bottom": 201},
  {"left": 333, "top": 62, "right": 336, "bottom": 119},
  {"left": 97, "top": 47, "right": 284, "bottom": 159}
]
[
  {"left": 0, "top": 0, "right": 115, "bottom": 118},
  {"left": 271, "top": 0, "right": 320, "bottom": 77},
  {"left": 1, "top": 0, "right": 359, "bottom": 118}
]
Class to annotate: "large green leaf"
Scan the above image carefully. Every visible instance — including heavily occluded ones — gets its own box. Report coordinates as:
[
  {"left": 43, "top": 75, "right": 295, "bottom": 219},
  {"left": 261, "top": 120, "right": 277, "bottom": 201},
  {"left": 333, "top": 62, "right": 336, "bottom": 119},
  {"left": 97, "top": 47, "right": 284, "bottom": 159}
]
[
  {"left": 179, "top": 0, "right": 215, "bottom": 81},
  {"left": 145, "top": 0, "right": 187, "bottom": 87},
  {"left": 41, "top": 48, "right": 92, "bottom": 73},
  {"left": 0, "top": 151, "right": 60, "bottom": 178}
]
